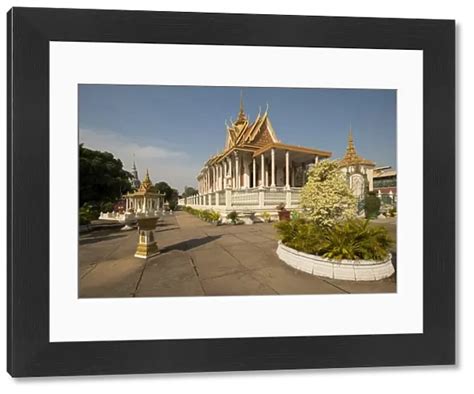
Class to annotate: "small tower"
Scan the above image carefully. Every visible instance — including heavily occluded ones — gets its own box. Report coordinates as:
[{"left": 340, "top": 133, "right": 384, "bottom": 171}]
[
  {"left": 131, "top": 159, "right": 141, "bottom": 190},
  {"left": 339, "top": 126, "right": 375, "bottom": 199}
]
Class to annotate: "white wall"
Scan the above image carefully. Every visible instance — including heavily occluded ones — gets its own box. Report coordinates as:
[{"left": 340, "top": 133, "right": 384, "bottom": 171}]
[{"left": 0, "top": 0, "right": 469, "bottom": 392}]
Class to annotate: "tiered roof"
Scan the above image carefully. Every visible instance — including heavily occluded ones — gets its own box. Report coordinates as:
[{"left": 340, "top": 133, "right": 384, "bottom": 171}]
[
  {"left": 125, "top": 169, "right": 164, "bottom": 198},
  {"left": 198, "top": 94, "right": 331, "bottom": 178},
  {"left": 339, "top": 128, "right": 375, "bottom": 167}
]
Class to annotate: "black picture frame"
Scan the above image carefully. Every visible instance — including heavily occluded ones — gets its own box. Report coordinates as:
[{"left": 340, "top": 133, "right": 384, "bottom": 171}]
[{"left": 7, "top": 7, "right": 455, "bottom": 377}]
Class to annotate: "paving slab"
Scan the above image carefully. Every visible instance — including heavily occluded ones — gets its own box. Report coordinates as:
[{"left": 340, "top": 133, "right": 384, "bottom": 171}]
[
  {"left": 190, "top": 247, "right": 243, "bottom": 280},
  {"left": 251, "top": 265, "right": 345, "bottom": 295},
  {"left": 201, "top": 271, "right": 277, "bottom": 296},
  {"left": 79, "top": 256, "right": 146, "bottom": 298}
]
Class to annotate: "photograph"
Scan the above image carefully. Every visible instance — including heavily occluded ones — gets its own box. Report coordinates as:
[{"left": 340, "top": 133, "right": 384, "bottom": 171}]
[
  {"left": 78, "top": 85, "right": 397, "bottom": 298},
  {"left": 6, "top": 4, "right": 457, "bottom": 380}
]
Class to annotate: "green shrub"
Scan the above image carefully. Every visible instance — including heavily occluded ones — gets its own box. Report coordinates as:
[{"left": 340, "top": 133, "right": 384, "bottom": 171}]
[
  {"left": 227, "top": 211, "right": 239, "bottom": 224},
  {"left": 208, "top": 210, "right": 221, "bottom": 222},
  {"left": 262, "top": 211, "right": 271, "bottom": 223},
  {"left": 79, "top": 203, "right": 99, "bottom": 225},
  {"left": 100, "top": 201, "right": 115, "bottom": 213},
  {"left": 275, "top": 219, "right": 322, "bottom": 255},
  {"left": 290, "top": 211, "right": 300, "bottom": 221},
  {"left": 184, "top": 206, "right": 221, "bottom": 223},
  {"left": 389, "top": 206, "right": 397, "bottom": 217},
  {"left": 364, "top": 192, "right": 381, "bottom": 219},
  {"left": 275, "top": 218, "right": 393, "bottom": 261},
  {"left": 319, "top": 219, "right": 393, "bottom": 261}
]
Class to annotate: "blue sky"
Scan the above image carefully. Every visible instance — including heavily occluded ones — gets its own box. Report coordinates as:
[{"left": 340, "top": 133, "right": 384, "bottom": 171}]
[{"left": 79, "top": 85, "right": 396, "bottom": 192}]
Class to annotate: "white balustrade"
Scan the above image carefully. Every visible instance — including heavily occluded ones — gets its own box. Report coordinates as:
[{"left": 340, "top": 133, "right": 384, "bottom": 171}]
[{"left": 181, "top": 188, "right": 302, "bottom": 211}]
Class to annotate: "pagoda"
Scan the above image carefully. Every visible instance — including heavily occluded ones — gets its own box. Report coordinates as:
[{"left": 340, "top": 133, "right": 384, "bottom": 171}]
[{"left": 339, "top": 127, "right": 375, "bottom": 199}]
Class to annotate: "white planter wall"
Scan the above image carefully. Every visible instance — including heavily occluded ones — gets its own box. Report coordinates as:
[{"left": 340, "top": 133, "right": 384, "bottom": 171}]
[{"left": 276, "top": 241, "right": 394, "bottom": 281}]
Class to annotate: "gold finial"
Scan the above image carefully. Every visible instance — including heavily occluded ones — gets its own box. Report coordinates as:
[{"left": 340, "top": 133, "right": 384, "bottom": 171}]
[
  {"left": 236, "top": 90, "right": 247, "bottom": 124},
  {"left": 140, "top": 169, "right": 153, "bottom": 191},
  {"left": 345, "top": 125, "right": 357, "bottom": 157}
]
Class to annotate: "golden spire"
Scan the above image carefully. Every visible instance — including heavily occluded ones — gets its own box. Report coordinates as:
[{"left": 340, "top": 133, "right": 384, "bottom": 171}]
[
  {"left": 139, "top": 169, "right": 153, "bottom": 191},
  {"left": 345, "top": 124, "right": 357, "bottom": 158},
  {"left": 339, "top": 125, "right": 374, "bottom": 167},
  {"left": 235, "top": 90, "right": 247, "bottom": 124}
]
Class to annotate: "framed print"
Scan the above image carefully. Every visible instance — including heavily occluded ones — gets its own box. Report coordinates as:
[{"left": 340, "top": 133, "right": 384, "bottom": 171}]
[{"left": 7, "top": 7, "right": 455, "bottom": 377}]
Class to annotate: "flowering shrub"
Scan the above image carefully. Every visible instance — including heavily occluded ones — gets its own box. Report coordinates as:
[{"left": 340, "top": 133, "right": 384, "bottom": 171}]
[{"left": 300, "top": 160, "right": 357, "bottom": 227}]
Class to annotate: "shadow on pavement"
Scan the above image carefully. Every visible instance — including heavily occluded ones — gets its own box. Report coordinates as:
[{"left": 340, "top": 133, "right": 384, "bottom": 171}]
[
  {"left": 79, "top": 233, "right": 128, "bottom": 245},
  {"left": 161, "top": 235, "right": 221, "bottom": 253}
]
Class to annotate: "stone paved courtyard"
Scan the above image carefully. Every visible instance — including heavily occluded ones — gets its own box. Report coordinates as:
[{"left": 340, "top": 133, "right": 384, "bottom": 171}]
[{"left": 79, "top": 212, "right": 396, "bottom": 298}]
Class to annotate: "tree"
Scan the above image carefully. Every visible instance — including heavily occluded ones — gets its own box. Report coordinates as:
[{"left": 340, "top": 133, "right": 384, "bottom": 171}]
[
  {"left": 154, "top": 181, "right": 173, "bottom": 201},
  {"left": 300, "top": 160, "right": 357, "bottom": 227},
  {"left": 182, "top": 186, "right": 198, "bottom": 198},
  {"left": 154, "top": 181, "right": 179, "bottom": 210},
  {"left": 79, "top": 144, "right": 132, "bottom": 211},
  {"left": 168, "top": 189, "right": 179, "bottom": 210}
]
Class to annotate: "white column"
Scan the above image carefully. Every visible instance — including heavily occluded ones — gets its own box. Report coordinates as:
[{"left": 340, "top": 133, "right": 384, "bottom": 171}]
[
  {"left": 221, "top": 163, "right": 224, "bottom": 190},
  {"left": 212, "top": 166, "right": 216, "bottom": 192},
  {"left": 214, "top": 165, "right": 217, "bottom": 191},
  {"left": 235, "top": 152, "right": 240, "bottom": 189},
  {"left": 265, "top": 163, "right": 269, "bottom": 187},
  {"left": 271, "top": 148, "right": 276, "bottom": 188},
  {"left": 285, "top": 150, "right": 290, "bottom": 189},
  {"left": 260, "top": 154, "right": 265, "bottom": 188},
  {"left": 228, "top": 158, "right": 233, "bottom": 189},
  {"left": 252, "top": 157, "right": 256, "bottom": 188},
  {"left": 243, "top": 157, "right": 249, "bottom": 188},
  {"left": 314, "top": 155, "right": 319, "bottom": 165}
]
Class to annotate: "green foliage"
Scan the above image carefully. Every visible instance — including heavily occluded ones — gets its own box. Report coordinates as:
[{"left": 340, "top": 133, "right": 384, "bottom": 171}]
[
  {"left": 183, "top": 206, "right": 221, "bottom": 223},
  {"left": 275, "top": 218, "right": 393, "bottom": 261},
  {"left": 207, "top": 210, "right": 221, "bottom": 222},
  {"left": 290, "top": 211, "right": 300, "bottom": 221},
  {"left": 300, "top": 160, "right": 357, "bottom": 227},
  {"left": 182, "top": 186, "right": 198, "bottom": 198},
  {"left": 79, "top": 203, "right": 99, "bottom": 225},
  {"left": 262, "top": 211, "right": 271, "bottom": 223},
  {"left": 275, "top": 219, "right": 323, "bottom": 255},
  {"left": 364, "top": 192, "right": 381, "bottom": 219},
  {"left": 389, "top": 206, "right": 397, "bottom": 217},
  {"left": 319, "top": 219, "right": 393, "bottom": 261},
  {"left": 155, "top": 181, "right": 179, "bottom": 210},
  {"left": 227, "top": 211, "right": 239, "bottom": 224},
  {"left": 79, "top": 144, "right": 132, "bottom": 207},
  {"left": 100, "top": 201, "right": 115, "bottom": 213}
]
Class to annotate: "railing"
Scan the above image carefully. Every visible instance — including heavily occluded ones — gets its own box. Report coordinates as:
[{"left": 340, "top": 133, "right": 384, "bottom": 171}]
[
  {"left": 179, "top": 187, "right": 302, "bottom": 211},
  {"left": 231, "top": 189, "right": 259, "bottom": 206},
  {"left": 264, "top": 190, "right": 286, "bottom": 206}
]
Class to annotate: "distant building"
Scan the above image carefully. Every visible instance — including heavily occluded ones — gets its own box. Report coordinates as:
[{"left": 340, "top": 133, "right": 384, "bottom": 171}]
[{"left": 373, "top": 166, "right": 397, "bottom": 204}]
